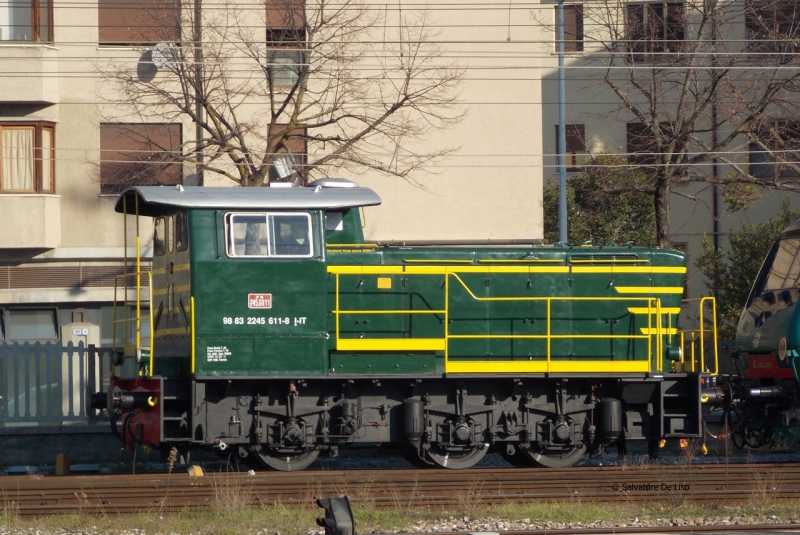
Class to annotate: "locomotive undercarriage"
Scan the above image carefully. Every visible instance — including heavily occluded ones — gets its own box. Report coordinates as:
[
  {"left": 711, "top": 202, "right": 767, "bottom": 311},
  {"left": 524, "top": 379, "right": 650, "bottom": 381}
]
[
  {"left": 706, "top": 376, "right": 800, "bottom": 451},
  {"left": 114, "top": 373, "right": 705, "bottom": 471}
]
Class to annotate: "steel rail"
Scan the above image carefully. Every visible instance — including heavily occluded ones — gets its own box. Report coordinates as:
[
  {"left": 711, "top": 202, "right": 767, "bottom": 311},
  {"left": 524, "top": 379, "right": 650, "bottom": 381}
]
[
  {"left": 1, "top": 463, "right": 799, "bottom": 518},
  {"left": 415, "top": 526, "right": 800, "bottom": 535}
]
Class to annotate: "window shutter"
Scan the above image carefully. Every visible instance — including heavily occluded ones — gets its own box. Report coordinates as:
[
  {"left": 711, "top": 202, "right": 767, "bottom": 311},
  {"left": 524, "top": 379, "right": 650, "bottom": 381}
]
[
  {"left": 565, "top": 124, "right": 585, "bottom": 153},
  {"left": 266, "top": 0, "right": 305, "bottom": 30},
  {"left": 627, "top": 123, "right": 659, "bottom": 165},
  {"left": 560, "top": 5, "right": 584, "bottom": 52},
  {"left": 98, "top": 0, "right": 180, "bottom": 45},
  {"left": 100, "top": 123, "right": 182, "bottom": 194}
]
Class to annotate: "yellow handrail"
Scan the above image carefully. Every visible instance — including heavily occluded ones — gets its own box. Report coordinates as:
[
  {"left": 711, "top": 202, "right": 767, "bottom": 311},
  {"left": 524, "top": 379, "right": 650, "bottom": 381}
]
[
  {"left": 331, "top": 271, "right": 670, "bottom": 373},
  {"left": 112, "top": 270, "right": 153, "bottom": 372},
  {"left": 677, "top": 297, "right": 719, "bottom": 375}
]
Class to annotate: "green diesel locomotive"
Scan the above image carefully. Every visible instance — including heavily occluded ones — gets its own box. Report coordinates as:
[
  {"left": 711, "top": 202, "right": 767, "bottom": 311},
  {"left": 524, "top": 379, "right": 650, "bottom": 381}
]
[{"left": 96, "top": 179, "right": 718, "bottom": 470}]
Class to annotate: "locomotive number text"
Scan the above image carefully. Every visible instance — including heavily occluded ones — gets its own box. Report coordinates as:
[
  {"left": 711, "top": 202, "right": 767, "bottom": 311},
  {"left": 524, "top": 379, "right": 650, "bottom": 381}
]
[{"left": 222, "top": 316, "right": 307, "bottom": 326}]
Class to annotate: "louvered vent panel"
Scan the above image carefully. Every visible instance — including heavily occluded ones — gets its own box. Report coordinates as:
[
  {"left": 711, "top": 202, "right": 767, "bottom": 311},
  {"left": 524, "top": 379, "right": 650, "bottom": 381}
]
[
  {"left": 3, "top": 266, "right": 151, "bottom": 289},
  {"left": 10, "top": 267, "right": 82, "bottom": 289}
]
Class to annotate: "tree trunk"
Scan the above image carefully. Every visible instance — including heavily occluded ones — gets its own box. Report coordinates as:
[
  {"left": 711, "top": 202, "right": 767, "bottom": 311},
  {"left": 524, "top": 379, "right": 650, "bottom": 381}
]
[{"left": 654, "top": 177, "right": 671, "bottom": 249}]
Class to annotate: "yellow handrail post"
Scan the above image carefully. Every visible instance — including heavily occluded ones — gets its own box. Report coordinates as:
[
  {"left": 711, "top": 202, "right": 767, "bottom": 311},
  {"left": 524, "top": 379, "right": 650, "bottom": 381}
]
[
  {"left": 444, "top": 273, "right": 450, "bottom": 365},
  {"left": 136, "top": 195, "right": 141, "bottom": 360},
  {"left": 546, "top": 298, "right": 551, "bottom": 373},
  {"left": 191, "top": 296, "right": 196, "bottom": 374},
  {"left": 149, "top": 271, "right": 154, "bottom": 374},
  {"left": 335, "top": 273, "right": 340, "bottom": 346}
]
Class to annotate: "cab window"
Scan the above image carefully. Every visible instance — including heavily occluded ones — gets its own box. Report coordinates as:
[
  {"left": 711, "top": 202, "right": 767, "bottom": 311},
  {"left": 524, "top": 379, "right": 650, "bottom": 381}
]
[
  {"left": 154, "top": 217, "right": 166, "bottom": 256},
  {"left": 226, "top": 212, "right": 313, "bottom": 258},
  {"left": 175, "top": 211, "right": 189, "bottom": 251},
  {"left": 764, "top": 237, "right": 800, "bottom": 291}
]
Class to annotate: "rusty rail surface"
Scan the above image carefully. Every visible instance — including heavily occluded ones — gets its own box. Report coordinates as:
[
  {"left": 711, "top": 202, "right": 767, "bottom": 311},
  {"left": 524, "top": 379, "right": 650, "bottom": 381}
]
[{"left": 1, "top": 464, "right": 799, "bottom": 517}]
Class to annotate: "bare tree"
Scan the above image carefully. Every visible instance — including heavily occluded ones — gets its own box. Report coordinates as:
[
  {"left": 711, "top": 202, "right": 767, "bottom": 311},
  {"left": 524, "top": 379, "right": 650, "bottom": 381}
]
[
  {"left": 542, "top": 0, "right": 800, "bottom": 247},
  {"left": 97, "top": 0, "right": 464, "bottom": 187}
]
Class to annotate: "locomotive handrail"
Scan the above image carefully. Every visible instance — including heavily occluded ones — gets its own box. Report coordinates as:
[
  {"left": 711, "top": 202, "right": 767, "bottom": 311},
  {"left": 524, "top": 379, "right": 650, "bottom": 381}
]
[
  {"left": 112, "top": 270, "right": 154, "bottom": 375},
  {"left": 447, "top": 273, "right": 664, "bottom": 373},
  {"left": 331, "top": 270, "right": 672, "bottom": 374},
  {"left": 677, "top": 296, "right": 719, "bottom": 376}
]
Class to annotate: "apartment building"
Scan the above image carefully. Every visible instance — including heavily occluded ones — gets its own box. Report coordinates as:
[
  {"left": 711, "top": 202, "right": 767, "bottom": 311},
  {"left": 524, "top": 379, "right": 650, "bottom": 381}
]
[
  {"left": 0, "top": 0, "right": 544, "bottom": 346},
  {"left": 538, "top": 0, "right": 800, "bottom": 299}
]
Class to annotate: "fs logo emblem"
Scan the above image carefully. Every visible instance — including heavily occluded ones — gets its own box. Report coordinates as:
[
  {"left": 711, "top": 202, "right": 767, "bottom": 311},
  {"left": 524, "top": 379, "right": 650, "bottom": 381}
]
[{"left": 248, "top": 294, "right": 272, "bottom": 309}]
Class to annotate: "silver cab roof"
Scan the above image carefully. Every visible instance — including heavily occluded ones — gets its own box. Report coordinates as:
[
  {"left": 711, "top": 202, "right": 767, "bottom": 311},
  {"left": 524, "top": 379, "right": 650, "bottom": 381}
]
[{"left": 114, "top": 182, "right": 382, "bottom": 217}]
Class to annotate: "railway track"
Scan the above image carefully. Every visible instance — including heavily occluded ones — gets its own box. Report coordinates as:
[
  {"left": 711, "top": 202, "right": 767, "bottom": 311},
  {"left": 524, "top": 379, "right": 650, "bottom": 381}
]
[
  {"left": 1, "top": 463, "right": 799, "bottom": 517},
  {"left": 422, "top": 527, "right": 800, "bottom": 535}
]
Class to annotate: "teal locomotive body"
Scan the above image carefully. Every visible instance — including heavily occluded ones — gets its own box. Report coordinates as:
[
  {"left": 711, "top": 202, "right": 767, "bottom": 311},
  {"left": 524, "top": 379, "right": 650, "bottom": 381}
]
[
  {"left": 96, "top": 180, "right": 716, "bottom": 470},
  {"left": 708, "top": 219, "right": 800, "bottom": 449}
]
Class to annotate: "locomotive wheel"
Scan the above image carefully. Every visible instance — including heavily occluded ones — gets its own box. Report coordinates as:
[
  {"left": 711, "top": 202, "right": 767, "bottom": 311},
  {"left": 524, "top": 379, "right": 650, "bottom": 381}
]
[
  {"left": 498, "top": 444, "right": 538, "bottom": 468},
  {"left": 252, "top": 447, "right": 320, "bottom": 471},
  {"left": 425, "top": 443, "right": 488, "bottom": 470},
  {"left": 521, "top": 444, "right": 586, "bottom": 468}
]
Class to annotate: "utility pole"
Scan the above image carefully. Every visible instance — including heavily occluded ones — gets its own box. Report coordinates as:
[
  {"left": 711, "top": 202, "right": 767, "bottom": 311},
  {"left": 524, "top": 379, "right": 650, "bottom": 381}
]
[
  {"left": 194, "top": 0, "right": 205, "bottom": 186},
  {"left": 557, "top": 0, "right": 568, "bottom": 244}
]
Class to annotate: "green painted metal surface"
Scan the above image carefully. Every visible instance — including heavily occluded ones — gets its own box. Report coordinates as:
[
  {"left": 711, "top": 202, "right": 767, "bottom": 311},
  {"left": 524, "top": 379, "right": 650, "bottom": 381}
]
[{"left": 143, "top": 205, "right": 687, "bottom": 379}]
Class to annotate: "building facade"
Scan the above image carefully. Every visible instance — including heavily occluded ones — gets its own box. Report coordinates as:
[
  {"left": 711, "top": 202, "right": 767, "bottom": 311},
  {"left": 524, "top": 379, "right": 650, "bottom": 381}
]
[
  {"left": 538, "top": 0, "right": 800, "bottom": 299},
  {"left": 0, "top": 0, "right": 545, "bottom": 350}
]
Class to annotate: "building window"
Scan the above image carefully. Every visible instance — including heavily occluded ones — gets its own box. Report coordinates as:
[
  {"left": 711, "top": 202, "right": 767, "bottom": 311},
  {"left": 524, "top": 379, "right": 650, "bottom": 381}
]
[
  {"left": 749, "top": 120, "right": 800, "bottom": 180},
  {"left": 554, "top": 5, "right": 583, "bottom": 52},
  {"left": 0, "top": 122, "right": 55, "bottom": 193},
  {"left": 746, "top": 0, "right": 800, "bottom": 54},
  {"left": 100, "top": 123, "right": 182, "bottom": 195},
  {"left": 626, "top": 2, "right": 685, "bottom": 60},
  {"left": 226, "top": 212, "right": 313, "bottom": 258},
  {"left": 265, "top": 48, "right": 303, "bottom": 88},
  {"left": 6, "top": 309, "right": 57, "bottom": 341},
  {"left": 268, "top": 124, "right": 306, "bottom": 182},
  {"left": 627, "top": 123, "right": 658, "bottom": 165},
  {"left": 265, "top": 0, "right": 305, "bottom": 89},
  {"left": 98, "top": 0, "right": 180, "bottom": 45},
  {"left": 0, "top": 0, "right": 52, "bottom": 42},
  {"left": 555, "top": 124, "right": 586, "bottom": 171}
]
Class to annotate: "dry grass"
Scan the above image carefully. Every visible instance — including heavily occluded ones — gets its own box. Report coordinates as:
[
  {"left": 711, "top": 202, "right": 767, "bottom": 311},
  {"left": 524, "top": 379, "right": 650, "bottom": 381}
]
[
  {"left": 8, "top": 496, "right": 800, "bottom": 535},
  {"left": 210, "top": 470, "right": 255, "bottom": 516}
]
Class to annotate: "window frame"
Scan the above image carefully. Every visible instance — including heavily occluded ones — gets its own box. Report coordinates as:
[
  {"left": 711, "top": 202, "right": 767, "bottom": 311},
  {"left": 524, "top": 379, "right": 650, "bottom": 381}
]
[
  {"left": 175, "top": 210, "right": 189, "bottom": 252},
  {"left": 0, "top": 122, "right": 56, "bottom": 194},
  {"left": 225, "top": 211, "right": 314, "bottom": 259},
  {"left": 5, "top": 308, "right": 58, "bottom": 341},
  {"left": 555, "top": 124, "right": 586, "bottom": 171},
  {"left": 554, "top": 4, "right": 583, "bottom": 53},
  {"left": 0, "top": 0, "right": 53, "bottom": 42},
  {"left": 154, "top": 217, "right": 167, "bottom": 256},
  {"left": 748, "top": 119, "right": 800, "bottom": 180},
  {"left": 99, "top": 122, "right": 183, "bottom": 195},
  {"left": 745, "top": 0, "right": 800, "bottom": 56},
  {"left": 625, "top": 2, "right": 686, "bottom": 61},
  {"left": 98, "top": 0, "right": 181, "bottom": 46}
]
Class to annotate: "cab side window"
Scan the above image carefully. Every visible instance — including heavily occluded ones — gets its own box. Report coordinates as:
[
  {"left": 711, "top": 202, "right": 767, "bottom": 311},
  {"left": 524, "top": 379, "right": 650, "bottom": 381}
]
[
  {"left": 154, "top": 217, "right": 166, "bottom": 256},
  {"left": 270, "top": 214, "right": 311, "bottom": 257},
  {"left": 175, "top": 211, "right": 189, "bottom": 252},
  {"left": 226, "top": 212, "right": 313, "bottom": 258}
]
